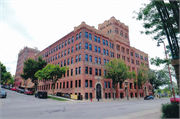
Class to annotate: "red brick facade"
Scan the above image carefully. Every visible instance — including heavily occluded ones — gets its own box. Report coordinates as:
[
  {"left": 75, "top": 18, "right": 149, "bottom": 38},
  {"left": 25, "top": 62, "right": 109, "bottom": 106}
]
[{"left": 15, "top": 17, "right": 153, "bottom": 100}]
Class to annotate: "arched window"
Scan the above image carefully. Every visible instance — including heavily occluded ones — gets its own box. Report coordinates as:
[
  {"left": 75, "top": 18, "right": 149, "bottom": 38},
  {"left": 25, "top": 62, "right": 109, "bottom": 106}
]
[
  {"left": 116, "top": 44, "right": 120, "bottom": 51},
  {"left": 120, "top": 31, "right": 123, "bottom": 36},
  {"left": 115, "top": 28, "right": 119, "bottom": 34}
]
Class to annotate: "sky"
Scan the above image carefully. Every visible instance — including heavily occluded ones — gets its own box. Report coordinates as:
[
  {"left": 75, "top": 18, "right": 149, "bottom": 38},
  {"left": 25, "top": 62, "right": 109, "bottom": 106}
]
[{"left": 1, "top": 0, "right": 168, "bottom": 76}]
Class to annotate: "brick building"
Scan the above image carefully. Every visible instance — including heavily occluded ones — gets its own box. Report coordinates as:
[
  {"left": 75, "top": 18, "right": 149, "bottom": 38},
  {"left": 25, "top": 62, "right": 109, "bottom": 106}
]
[
  {"left": 14, "top": 46, "right": 40, "bottom": 88},
  {"left": 15, "top": 17, "right": 153, "bottom": 100}
]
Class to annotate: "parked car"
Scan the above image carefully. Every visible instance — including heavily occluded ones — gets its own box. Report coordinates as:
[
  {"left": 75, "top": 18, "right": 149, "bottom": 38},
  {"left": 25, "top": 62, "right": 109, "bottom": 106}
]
[
  {"left": 19, "top": 89, "right": 25, "bottom": 93},
  {"left": 170, "top": 95, "right": 180, "bottom": 103},
  {"left": 5, "top": 85, "right": 10, "bottom": 89},
  {"left": 144, "top": 95, "right": 154, "bottom": 100},
  {"left": 1, "top": 85, "right": 6, "bottom": 88},
  {"left": 16, "top": 87, "right": 20, "bottom": 92},
  {"left": 24, "top": 90, "right": 33, "bottom": 95},
  {"left": 35, "top": 91, "right": 47, "bottom": 99},
  {"left": 11, "top": 87, "right": 16, "bottom": 91},
  {"left": 0, "top": 89, "right": 7, "bottom": 98}
]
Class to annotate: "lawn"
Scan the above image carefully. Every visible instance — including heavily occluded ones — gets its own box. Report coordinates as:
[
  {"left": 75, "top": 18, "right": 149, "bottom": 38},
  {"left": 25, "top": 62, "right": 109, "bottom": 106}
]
[{"left": 47, "top": 95, "right": 68, "bottom": 101}]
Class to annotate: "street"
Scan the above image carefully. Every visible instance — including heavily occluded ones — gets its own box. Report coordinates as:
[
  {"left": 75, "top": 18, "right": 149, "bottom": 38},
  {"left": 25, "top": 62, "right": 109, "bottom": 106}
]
[{"left": 1, "top": 89, "right": 170, "bottom": 119}]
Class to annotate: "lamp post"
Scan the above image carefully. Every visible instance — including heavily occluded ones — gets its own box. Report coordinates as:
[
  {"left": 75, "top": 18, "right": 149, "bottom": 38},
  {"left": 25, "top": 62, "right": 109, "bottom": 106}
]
[
  {"left": 125, "top": 82, "right": 129, "bottom": 100},
  {"left": 157, "top": 41, "right": 176, "bottom": 101},
  {"left": 97, "top": 78, "right": 100, "bottom": 101}
]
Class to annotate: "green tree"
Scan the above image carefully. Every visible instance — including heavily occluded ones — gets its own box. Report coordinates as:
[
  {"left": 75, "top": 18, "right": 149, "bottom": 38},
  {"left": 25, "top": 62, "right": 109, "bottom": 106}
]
[
  {"left": 134, "top": 64, "right": 150, "bottom": 99},
  {"left": 35, "top": 64, "right": 68, "bottom": 97},
  {"left": 149, "top": 69, "right": 170, "bottom": 95},
  {"left": 0, "top": 62, "right": 12, "bottom": 84},
  {"left": 7, "top": 75, "right": 15, "bottom": 85},
  {"left": 104, "top": 59, "right": 136, "bottom": 100},
  {"left": 20, "top": 56, "right": 47, "bottom": 92}
]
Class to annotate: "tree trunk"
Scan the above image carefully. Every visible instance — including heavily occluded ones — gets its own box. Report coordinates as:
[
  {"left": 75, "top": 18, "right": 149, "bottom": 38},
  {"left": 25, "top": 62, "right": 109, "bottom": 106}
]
[{"left": 113, "top": 88, "right": 115, "bottom": 100}]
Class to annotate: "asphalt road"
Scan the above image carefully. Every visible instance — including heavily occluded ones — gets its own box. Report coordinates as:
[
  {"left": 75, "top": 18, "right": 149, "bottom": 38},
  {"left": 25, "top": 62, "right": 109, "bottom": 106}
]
[{"left": 0, "top": 89, "right": 170, "bottom": 119}]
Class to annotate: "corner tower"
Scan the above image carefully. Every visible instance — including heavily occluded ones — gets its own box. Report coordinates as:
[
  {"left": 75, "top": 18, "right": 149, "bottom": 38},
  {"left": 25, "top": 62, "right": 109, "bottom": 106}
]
[{"left": 98, "top": 16, "right": 130, "bottom": 46}]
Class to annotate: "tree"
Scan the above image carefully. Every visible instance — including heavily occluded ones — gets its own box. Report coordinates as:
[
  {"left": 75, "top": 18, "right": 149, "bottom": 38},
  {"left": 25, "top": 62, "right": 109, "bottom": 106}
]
[
  {"left": 1, "top": 62, "right": 12, "bottom": 84},
  {"left": 35, "top": 64, "right": 68, "bottom": 97},
  {"left": 134, "top": 64, "right": 150, "bottom": 99},
  {"left": 149, "top": 69, "right": 170, "bottom": 95},
  {"left": 20, "top": 56, "right": 47, "bottom": 92},
  {"left": 104, "top": 59, "right": 136, "bottom": 100}
]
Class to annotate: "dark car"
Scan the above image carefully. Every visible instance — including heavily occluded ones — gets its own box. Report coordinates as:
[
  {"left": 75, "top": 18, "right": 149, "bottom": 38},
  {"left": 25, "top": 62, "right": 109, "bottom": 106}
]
[
  {"left": 35, "top": 91, "right": 47, "bottom": 99},
  {"left": 0, "top": 89, "right": 7, "bottom": 98},
  {"left": 144, "top": 95, "right": 154, "bottom": 100},
  {"left": 19, "top": 89, "right": 25, "bottom": 93}
]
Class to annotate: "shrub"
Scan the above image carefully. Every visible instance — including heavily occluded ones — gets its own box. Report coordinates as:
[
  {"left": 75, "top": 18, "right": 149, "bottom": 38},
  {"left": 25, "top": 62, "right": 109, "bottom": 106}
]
[{"left": 161, "top": 103, "right": 179, "bottom": 118}]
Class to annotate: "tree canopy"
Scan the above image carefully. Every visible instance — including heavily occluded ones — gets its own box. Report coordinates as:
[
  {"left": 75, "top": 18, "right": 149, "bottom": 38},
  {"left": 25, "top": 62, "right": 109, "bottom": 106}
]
[
  {"left": 35, "top": 64, "right": 68, "bottom": 97},
  {"left": 20, "top": 56, "right": 47, "bottom": 91},
  {"left": 104, "top": 59, "right": 136, "bottom": 99},
  {"left": 1, "top": 62, "right": 12, "bottom": 84}
]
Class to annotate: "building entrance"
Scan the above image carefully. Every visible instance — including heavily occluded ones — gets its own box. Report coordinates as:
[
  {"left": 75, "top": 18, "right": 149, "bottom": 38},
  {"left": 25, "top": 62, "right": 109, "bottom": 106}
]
[{"left": 96, "top": 84, "right": 101, "bottom": 99}]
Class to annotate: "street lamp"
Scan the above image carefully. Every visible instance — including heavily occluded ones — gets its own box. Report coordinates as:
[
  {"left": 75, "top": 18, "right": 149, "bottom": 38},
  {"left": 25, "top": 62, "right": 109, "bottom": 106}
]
[
  {"left": 97, "top": 78, "right": 100, "bottom": 101},
  {"left": 125, "top": 82, "right": 129, "bottom": 100},
  {"left": 157, "top": 41, "right": 176, "bottom": 101}
]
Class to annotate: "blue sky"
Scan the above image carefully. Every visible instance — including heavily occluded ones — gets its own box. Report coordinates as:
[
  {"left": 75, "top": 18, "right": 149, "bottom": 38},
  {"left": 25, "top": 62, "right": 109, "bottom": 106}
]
[{"left": 1, "top": 0, "right": 167, "bottom": 76}]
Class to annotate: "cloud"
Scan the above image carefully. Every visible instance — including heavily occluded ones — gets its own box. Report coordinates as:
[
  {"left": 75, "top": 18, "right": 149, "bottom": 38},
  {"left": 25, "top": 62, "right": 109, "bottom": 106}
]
[{"left": 1, "top": 1, "right": 33, "bottom": 41}]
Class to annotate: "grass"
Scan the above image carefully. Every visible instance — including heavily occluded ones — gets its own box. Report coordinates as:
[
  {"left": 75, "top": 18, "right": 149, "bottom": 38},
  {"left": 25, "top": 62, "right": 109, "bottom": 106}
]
[{"left": 47, "top": 95, "right": 68, "bottom": 101}]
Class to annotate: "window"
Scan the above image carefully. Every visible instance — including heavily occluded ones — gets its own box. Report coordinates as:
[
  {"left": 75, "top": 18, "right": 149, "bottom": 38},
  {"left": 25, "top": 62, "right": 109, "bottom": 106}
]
[
  {"left": 79, "top": 67, "right": 81, "bottom": 74},
  {"left": 63, "top": 82, "right": 65, "bottom": 88},
  {"left": 61, "top": 61, "right": 63, "bottom": 67},
  {"left": 71, "top": 69, "right": 73, "bottom": 76},
  {"left": 76, "top": 68, "right": 78, "bottom": 75},
  {"left": 98, "top": 47, "right": 101, "bottom": 53},
  {"left": 61, "top": 51, "right": 63, "bottom": 57},
  {"left": 85, "top": 80, "right": 88, "bottom": 87},
  {"left": 104, "top": 59, "right": 106, "bottom": 65},
  {"left": 67, "top": 70, "right": 69, "bottom": 76},
  {"left": 104, "top": 70, "right": 106, "bottom": 76},
  {"left": 75, "top": 80, "right": 77, "bottom": 87},
  {"left": 89, "top": 67, "right": 92, "bottom": 75},
  {"left": 85, "top": 43, "right": 88, "bottom": 49},
  {"left": 64, "top": 50, "right": 66, "bottom": 56},
  {"left": 95, "top": 57, "right": 98, "bottom": 64},
  {"left": 94, "top": 36, "right": 97, "bottom": 42},
  {"left": 112, "top": 44, "right": 114, "bottom": 49},
  {"left": 68, "top": 38, "right": 70, "bottom": 44},
  {"left": 56, "top": 45, "right": 58, "bottom": 51},
  {"left": 130, "top": 52, "right": 133, "bottom": 56},
  {"left": 99, "top": 69, "right": 101, "bottom": 76},
  {"left": 89, "top": 80, "right": 92, "bottom": 87},
  {"left": 103, "top": 49, "right": 105, "bottom": 55},
  {"left": 140, "top": 55, "right": 143, "bottom": 60},
  {"left": 120, "top": 31, "right": 123, "bottom": 36},
  {"left": 89, "top": 55, "right": 92, "bottom": 62},
  {"left": 71, "top": 46, "right": 74, "bottom": 53},
  {"left": 64, "top": 60, "right": 66, "bottom": 66},
  {"left": 67, "top": 59, "right": 69, "bottom": 65},
  {"left": 85, "top": 93, "right": 88, "bottom": 100},
  {"left": 71, "top": 57, "right": 73, "bottom": 64},
  {"left": 104, "top": 82, "right": 107, "bottom": 88},
  {"left": 98, "top": 58, "right": 101, "bottom": 64},
  {"left": 95, "top": 46, "right": 97, "bottom": 52},
  {"left": 131, "top": 59, "right": 134, "bottom": 64},
  {"left": 76, "top": 44, "right": 78, "bottom": 51},
  {"left": 65, "top": 41, "right": 67, "bottom": 46},
  {"left": 79, "top": 43, "right": 81, "bottom": 50},
  {"left": 76, "top": 34, "right": 78, "bottom": 40},
  {"left": 95, "top": 69, "right": 98, "bottom": 75},
  {"left": 85, "top": 32, "right": 88, "bottom": 38},
  {"left": 85, "top": 54, "right": 88, "bottom": 61},
  {"left": 76, "top": 55, "right": 78, "bottom": 62},
  {"left": 67, "top": 81, "right": 69, "bottom": 88},
  {"left": 79, "top": 54, "right": 81, "bottom": 61},
  {"left": 62, "top": 42, "right": 64, "bottom": 48},
  {"left": 70, "top": 81, "right": 73, "bottom": 88},
  {"left": 79, "top": 80, "right": 81, "bottom": 87},
  {"left": 89, "top": 33, "right": 92, "bottom": 40},
  {"left": 60, "top": 82, "right": 61, "bottom": 89},
  {"left": 121, "top": 47, "right": 125, "bottom": 53},
  {"left": 56, "top": 54, "right": 57, "bottom": 59},
  {"left": 68, "top": 48, "right": 70, "bottom": 54},
  {"left": 85, "top": 67, "right": 88, "bottom": 74},
  {"left": 108, "top": 82, "right": 110, "bottom": 88},
  {"left": 72, "top": 36, "right": 74, "bottom": 43},
  {"left": 54, "top": 47, "right": 55, "bottom": 52},
  {"left": 79, "top": 32, "right": 81, "bottom": 39},
  {"left": 98, "top": 37, "right": 100, "bottom": 43},
  {"left": 106, "top": 50, "right": 109, "bottom": 56},
  {"left": 145, "top": 57, "right": 148, "bottom": 61},
  {"left": 135, "top": 53, "right": 139, "bottom": 58},
  {"left": 126, "top": 49, "right": 129, "bottom": 54},
  {"left": 119, "top": 81, "right": 123, "bottom": 89},
  {"left": 89, "top": 44, "right": 92, "bottom": 51},
  {"left": 103, "top": 39, "right": 105, "bottom": 45},
  {"left": 59, "top": 44, "right": 61, "bottom": 49},
  {"left": 106, "top": 40, "right": 108, "bottom": 46}
]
